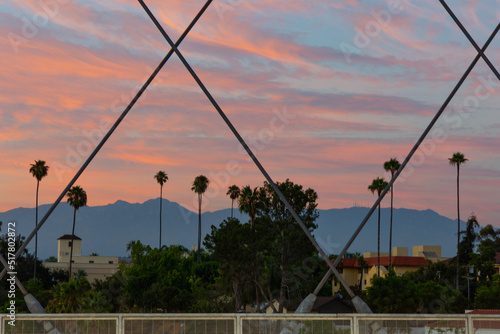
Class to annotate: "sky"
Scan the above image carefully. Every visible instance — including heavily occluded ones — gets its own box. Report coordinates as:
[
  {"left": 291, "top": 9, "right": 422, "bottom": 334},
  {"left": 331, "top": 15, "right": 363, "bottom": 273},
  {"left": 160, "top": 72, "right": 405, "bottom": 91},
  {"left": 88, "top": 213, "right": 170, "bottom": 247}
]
[{"left": 1, "top": 0, "right": 500, "bottom": 228}]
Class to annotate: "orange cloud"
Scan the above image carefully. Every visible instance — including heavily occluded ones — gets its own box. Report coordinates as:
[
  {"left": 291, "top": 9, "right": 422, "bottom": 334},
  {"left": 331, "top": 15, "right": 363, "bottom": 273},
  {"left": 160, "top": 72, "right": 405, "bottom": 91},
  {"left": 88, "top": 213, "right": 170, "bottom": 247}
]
[{"left": 1, "top": 0, "right": 499, "bottom": 230}]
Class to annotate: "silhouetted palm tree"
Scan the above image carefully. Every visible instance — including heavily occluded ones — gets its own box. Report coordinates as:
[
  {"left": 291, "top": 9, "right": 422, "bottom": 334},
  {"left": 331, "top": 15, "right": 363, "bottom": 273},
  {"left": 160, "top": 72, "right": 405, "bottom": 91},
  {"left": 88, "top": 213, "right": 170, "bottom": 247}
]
[
  {"left": 238, "top": 185, "right": 261, "bottom": 311},
  {"left": 368, "top": 177, "right": 388, "bottom": 276},
  {"left": 449, "top": 152, "right": 468, "bottom": 289},
  {"left": 191, "top": 175, "right": 209, "bottom": 264},
  {"left": 126, "top": 240, "right": 146, "bottom": 258},
  {"left": 354, "top": 252, "right": 367, "bottom": 290},
  {"left": 29, "top": 160, "right": 49, "bottom": 282},
  {"left": 154, "top": 171, "right": 168, "bottom": 248},
  {"left": 383, "top": 158, "right": 400, "bottom": 271},
  {"left": 67, "top": 186, "right": 87, "bottom": 280},
  {"left": 226, "top": 185, "right": 240, "bottom": 218},
  {"left": 238, "top": 186, "right": 260, "bottom": 228}
]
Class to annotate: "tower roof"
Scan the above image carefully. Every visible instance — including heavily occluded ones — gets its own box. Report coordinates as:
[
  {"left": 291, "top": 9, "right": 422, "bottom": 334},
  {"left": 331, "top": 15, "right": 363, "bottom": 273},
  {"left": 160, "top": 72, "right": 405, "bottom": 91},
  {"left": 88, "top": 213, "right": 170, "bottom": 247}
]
[{"left": 57, "top": 234, "right": 81, "bottom": 240}]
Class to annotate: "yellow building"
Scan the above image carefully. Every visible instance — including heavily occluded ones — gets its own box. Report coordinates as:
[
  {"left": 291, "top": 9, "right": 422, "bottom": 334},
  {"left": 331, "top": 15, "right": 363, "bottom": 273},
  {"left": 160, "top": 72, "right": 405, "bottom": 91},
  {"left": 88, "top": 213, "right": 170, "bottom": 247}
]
[
  {"left": 43, "top": 234, "right": 119, "bottom": 282},
  {"left": 332, "top": 246, "right": 444, "bottom": 293},
  {"left": 412, "top": 245, "right": 445, "bottom": 263}
]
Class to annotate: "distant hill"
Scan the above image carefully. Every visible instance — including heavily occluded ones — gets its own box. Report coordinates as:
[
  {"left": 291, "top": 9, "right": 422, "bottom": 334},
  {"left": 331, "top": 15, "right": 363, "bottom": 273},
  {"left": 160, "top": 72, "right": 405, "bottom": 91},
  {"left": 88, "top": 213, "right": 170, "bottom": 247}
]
[
  {"left": 0, "top": 199, "right": 462, "bottom": 260},
  {"left": 314, "top": 206, "right": 462, "bottom": 258}
]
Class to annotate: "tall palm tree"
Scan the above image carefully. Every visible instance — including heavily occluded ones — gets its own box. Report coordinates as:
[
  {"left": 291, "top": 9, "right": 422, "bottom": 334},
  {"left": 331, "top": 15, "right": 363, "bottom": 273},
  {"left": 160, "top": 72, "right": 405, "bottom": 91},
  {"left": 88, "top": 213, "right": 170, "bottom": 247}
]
[
  {"left": 238, "top": 185, "right": 261, "bottom": 311},
  {"left": 226, "top": 185, "right": 240, "bottom": 218},
  {"left": 383, "top": 158, "right": 400, "bottom": 271},
  {"left": 191, "top": 175, "right": 209, "bottom": 264},
  {"left": 354, "top": 252, "right": 367, "bottom": 290},
  {"left": 449, "top": 152, "right": 468, "bottom": 289},
  {"left": 66, "top": 185, "right": 87, "bottom": 280},
  {"left": 238, "top": 186, "right": 260, "bottom": 228},
  {"left": 29, "top": 160, "right": 49, "bottom": 282},
  {"left": 154, "top": 171, "right": 168, "bottom": 249},
  {"left": 368, "top": 177, "right": 388, "bottom": 276}
]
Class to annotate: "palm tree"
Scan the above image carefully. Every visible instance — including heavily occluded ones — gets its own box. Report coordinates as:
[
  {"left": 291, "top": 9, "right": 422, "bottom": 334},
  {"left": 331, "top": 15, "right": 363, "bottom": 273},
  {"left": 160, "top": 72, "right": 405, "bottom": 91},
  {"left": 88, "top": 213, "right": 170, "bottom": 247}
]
[
  {"left": 45, "top": 277, "right": 91, "bottom": 313},
  {"left": 449, "top": 152, "right": 468, "bottom": 289},
  {"left": 126, "top": 240, "right": 148, "bottom": 259},
  {"left": 154, "top": 171, "right": 168, "bottom": 249},
  {"left": 238, "top": 186, "right": 260, "bottom": 228},
  {"left": 238, "top": 185, "right": 261, "bottom": 311},
  {"left": 191, "top": 175, "right": 209, "bottom": 264},
  {"left": 354, "top": 252, "right": 367, "bottom": 290},
  {"left": 67, "top": 185, "right": 87, "bottom": 280},
  {"left": 383, "top": 158, "right": 400, "bottom": 271},
  {"left": 29, "top": 160, "right": 49, "bottom": 282},
  {"left": 368, "top": 177, "right": 388, "bottom": 276},
  {"left": 226, "top": 185, "right": 240, "bottom": 218}
]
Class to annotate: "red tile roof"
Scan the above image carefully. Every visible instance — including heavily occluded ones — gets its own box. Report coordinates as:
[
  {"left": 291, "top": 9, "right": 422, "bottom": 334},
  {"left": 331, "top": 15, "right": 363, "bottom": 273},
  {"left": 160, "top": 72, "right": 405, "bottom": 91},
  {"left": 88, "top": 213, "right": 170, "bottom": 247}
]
[
  {"left": 495, "top": 252, "right": 500, "bottom": 264},
  {"left": 336, "top": 256, "right": 428, "bottom": 268}
]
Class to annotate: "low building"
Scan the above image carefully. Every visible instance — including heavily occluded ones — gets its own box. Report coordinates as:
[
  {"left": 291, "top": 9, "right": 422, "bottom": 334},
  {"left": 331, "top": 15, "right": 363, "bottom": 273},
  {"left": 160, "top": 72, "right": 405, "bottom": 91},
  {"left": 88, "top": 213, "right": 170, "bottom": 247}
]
[
  {"left": 412, "top": 245, "right": 445, "bottom": 263},
  {"left": 43, "top": 234, "right": 119, "bottom": 282},
  {"left": 332, "top": 245, "right": 444, "bottom": 292}
]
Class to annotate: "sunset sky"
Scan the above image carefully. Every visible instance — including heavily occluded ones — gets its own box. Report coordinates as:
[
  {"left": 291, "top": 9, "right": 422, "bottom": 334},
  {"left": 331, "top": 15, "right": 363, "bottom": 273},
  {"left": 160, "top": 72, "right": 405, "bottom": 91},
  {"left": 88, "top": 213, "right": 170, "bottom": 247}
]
[{"left": 1, "top": 0, "right": 500, "bottom": 228}]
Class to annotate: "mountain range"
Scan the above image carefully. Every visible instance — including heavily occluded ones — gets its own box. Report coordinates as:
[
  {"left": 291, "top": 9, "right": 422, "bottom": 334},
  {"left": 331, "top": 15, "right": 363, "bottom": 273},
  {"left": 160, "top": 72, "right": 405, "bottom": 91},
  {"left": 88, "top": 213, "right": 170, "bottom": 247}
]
[{"left": 0, "top": 199, "right": 463, "bottom": 260}]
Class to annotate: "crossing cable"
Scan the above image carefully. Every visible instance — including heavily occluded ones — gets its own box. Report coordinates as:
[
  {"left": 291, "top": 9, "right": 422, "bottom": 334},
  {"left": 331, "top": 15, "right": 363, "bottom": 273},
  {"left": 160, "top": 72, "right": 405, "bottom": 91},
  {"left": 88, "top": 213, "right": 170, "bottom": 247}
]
[
  {"left": 0, "top": 0, "right": 213, "bottom": 281},
  {"left": 136, "top": 0, "right": 353, "bottom": 296},
  {"left": 439, "top": 0, "right": 500, "bottom": 81},
  {"left": 321, "top": 21, "right": 500, "bottom": 285}
]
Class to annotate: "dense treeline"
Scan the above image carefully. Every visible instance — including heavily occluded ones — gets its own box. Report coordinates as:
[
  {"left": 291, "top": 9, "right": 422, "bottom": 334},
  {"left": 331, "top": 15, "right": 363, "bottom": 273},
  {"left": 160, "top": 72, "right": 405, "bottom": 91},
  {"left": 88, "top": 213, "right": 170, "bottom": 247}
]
[{"left": 1, "top": 182, "right": 499, "bottom": 313}]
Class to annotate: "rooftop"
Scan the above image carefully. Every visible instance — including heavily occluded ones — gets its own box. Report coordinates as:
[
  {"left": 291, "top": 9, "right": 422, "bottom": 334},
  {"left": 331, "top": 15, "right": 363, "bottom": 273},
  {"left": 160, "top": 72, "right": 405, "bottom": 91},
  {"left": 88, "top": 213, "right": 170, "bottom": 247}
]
[
  {"left": 57, "top": 234, "right": 81, "bottom": 240},
  {"left": 338, "top": 256, "right": 428, "bottom": 268}
]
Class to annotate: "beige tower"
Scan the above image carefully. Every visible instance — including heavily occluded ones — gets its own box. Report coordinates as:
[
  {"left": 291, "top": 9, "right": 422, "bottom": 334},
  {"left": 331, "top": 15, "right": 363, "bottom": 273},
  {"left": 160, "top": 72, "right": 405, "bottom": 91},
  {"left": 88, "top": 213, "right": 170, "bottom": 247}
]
[{"left": 57, "top": 234, "right": 82, "bottom": 262}]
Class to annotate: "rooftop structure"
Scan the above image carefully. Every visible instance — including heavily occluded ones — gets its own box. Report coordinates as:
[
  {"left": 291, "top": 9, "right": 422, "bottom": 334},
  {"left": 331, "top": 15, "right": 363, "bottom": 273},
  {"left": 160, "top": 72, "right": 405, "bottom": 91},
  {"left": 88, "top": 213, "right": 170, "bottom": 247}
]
[{"left": 333, "top": 245, "right": 446, "bottom": 292}]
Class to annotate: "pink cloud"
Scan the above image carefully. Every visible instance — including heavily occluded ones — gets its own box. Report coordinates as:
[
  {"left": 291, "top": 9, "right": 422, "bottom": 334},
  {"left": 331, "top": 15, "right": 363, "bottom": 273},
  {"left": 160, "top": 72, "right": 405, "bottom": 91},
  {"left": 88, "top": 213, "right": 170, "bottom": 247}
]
[{"left": 1, "top": 0, "right": 499, "bottom": 230}]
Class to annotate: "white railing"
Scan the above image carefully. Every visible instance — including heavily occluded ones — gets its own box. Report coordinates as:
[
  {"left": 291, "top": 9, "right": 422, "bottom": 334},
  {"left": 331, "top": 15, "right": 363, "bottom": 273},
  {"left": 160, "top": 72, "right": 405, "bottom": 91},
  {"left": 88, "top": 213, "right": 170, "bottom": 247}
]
[{"left": 1, "top": 313, "right": 499, "bottom": 334}]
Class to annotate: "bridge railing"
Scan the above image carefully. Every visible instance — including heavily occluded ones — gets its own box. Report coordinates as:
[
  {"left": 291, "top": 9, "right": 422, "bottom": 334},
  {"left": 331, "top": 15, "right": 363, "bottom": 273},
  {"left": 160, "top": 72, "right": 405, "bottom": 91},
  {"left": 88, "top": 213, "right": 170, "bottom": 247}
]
[{"left": 1, "top": 313, "right": 499, "bottom": 334}]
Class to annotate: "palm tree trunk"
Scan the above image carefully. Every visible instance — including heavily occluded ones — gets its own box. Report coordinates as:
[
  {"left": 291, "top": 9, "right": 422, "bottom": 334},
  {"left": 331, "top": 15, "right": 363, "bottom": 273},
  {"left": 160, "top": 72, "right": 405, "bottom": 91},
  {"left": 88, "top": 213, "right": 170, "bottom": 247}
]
[
  {"left": 389, "top": 182, "right": 394, "bottom": 271},
  {"left": 159, "top": 186, "right": 162, "bottom": 249},
  {"left": 252, "top": 228, "right": 260, "bottom": 312},
  {"left": 197, "top": 194, "right": 202, "bottom": 264},
  {"left": 377, "top": 202, "right": 381, "bottom": 276},
  {"left": 233, "top": 275, "right": 242, "bottom": 311},
  {"left": 231, "top": 199, "right": 234, "bottom": 218},
  {"left": 34, "top": 180, "right": 39, "bottom": 282},
  {"left": 69, "top": 207, "right": 76, "bottom": 281},
  {"left": 278, "top": 269, "right": 287, "bottom": 313},
  {"left": 456, "top": 164, "right": 460, "bottom": 290},
  {"left": 359, "top": 266, "right": 364, "bottom": 290},
  {"left": 254, "top": 273, "right": 261, "bottom": 312},
  {"left": 278, "top": 249, "right": 287, "bottom": 313}
]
